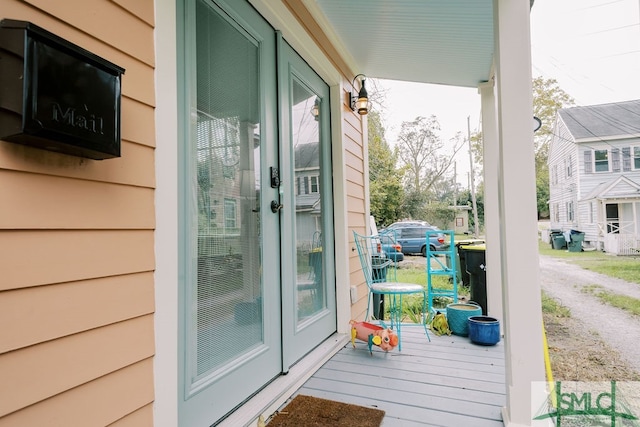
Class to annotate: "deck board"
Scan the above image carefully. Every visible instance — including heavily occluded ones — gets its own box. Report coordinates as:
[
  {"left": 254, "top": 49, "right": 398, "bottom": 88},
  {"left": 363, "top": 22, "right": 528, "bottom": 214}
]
[{"left": 292, "top": 325, "right": 506, "bottom": 427}]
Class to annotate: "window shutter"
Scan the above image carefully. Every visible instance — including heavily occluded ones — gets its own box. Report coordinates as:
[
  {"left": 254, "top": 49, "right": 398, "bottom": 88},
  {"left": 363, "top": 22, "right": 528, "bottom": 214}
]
[
  {"left": 622, "top": 147, "right": 631, "bottom": 171},
  {"left": 612, "top": 148, "right": 621, "bottom": 172},
  {"left": 584, "top": 150, "right": 592, "bottom": 173}
]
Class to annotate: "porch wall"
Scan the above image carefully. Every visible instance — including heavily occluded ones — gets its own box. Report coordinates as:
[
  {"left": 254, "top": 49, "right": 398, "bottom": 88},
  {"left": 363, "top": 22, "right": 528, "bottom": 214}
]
[
  {"left": 0, "top": 0, "right": 156, "bottom": 425},
  {"left": 280, "top": 0, "right": 370, "bottom": 322},
  {"left": 342, "top": 92, "right": 370, "bottom": 320}
]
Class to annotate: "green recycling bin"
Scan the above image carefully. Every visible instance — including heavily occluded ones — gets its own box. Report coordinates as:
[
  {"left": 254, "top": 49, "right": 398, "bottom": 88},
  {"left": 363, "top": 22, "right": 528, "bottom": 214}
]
[
  {"left": 567, "top": 231, "right": 585, "bottom": 252},
  {"left": 552, "top": 234, "right": 566, "bottom": 250}
]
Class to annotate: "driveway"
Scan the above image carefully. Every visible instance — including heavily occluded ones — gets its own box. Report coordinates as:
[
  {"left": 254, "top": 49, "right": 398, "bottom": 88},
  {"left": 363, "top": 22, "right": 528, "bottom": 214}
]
[{"left": 539, "top": 254, "right": 640, "bottom": 375}]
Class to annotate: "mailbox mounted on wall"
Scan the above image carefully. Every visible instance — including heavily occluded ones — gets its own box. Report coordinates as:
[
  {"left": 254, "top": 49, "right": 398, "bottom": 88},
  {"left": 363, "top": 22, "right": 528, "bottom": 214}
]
[{"left": 0, "top": 19, "right": 125, "bottom": 160}]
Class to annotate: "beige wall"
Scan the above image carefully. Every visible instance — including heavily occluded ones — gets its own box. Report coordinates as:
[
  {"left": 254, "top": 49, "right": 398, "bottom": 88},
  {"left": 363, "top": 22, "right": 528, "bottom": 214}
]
[{"left": 0, "top": 0, "right": 156, "bottom": 425}]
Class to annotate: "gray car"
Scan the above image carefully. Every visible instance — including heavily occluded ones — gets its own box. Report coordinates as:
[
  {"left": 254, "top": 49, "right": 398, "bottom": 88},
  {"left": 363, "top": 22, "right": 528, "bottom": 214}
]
[{"left": 381, "top": 223, "right": 449, "bottom": 257}]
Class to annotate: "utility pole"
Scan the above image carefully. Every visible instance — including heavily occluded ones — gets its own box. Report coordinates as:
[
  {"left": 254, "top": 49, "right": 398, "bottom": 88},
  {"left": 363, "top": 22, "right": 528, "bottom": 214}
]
[
  {"left": 453, "top": 161, "right": 458, "bottom": 207},
  {"left": 468, "top": 116, "right": 480, "bottom": 237}
]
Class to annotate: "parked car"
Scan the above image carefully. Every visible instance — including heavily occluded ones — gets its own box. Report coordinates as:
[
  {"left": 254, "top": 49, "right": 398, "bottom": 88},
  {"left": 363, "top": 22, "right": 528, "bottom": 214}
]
[
  {"left": 378, "top": 232, "right": 404, "bottom": 262},
  {"left": 382, "top": 220, "right": 431, "bottom": 230},
  {"left": 381, "top": 223, "right": 448, "bottom": 257}
]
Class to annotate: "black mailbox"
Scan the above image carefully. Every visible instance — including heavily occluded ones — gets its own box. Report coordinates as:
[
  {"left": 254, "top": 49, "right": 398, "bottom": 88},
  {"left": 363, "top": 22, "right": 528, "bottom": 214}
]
[{"left": 0, "top": 19, "right": 125, "bottom": 160}]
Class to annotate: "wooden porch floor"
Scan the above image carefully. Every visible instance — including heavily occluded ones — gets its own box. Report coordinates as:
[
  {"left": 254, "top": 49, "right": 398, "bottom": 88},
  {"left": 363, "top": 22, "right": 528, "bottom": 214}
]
[{"left": 290, "top": 325, "right": 506, "bottom": 427}]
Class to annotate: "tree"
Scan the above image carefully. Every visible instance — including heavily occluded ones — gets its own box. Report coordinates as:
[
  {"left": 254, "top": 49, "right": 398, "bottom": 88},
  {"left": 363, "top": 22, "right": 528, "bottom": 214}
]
[
  {"left": 397, "top": 116, "right": 465, "bottom": 193},
  {"left": 532, "top": 77, "right": 574, "bottom": 218},
  {"left": 464, "top": 77, "right": 574, "bottom": 218},
  {"left": 396, "top": 116, "right": 465, "bottom": 218},
  {"left": 367, "top": 110, "right": 405, "bottom": 226}
]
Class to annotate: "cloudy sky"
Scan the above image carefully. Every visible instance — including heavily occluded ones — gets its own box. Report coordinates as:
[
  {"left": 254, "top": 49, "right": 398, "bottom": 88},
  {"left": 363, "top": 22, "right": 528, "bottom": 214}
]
[{"left": 379, "top": 0, "right": 640, "bottom": 185}]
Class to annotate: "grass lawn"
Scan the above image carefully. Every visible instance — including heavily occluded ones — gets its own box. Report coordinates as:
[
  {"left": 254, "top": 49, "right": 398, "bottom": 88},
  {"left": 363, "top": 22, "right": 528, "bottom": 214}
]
[{"left": 539, "top": 240, "right": 640, "bottom": 285}]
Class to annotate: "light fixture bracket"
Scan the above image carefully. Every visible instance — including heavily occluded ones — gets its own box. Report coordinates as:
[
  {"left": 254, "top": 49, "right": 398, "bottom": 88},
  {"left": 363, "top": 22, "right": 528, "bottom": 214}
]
[{"left": 349, "top": 74, "right": 369, "bottom": 115}]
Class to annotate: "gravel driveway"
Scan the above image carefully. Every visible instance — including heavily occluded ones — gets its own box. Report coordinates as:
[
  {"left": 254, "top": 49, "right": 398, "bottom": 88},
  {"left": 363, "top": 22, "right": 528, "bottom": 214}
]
[{"left": 539, "top": 254, "right": 640, "bottom": 375}]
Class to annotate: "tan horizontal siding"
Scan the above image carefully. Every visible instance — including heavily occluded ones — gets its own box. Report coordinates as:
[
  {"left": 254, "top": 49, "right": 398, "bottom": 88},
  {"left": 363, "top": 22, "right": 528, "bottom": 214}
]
[
  {"left": 0, "top": 315, "right": 154, "bottom": 417},
  {"left": 108, "top": 403, "right": 153, "bottom": 427},
  {"left": 0, "top": 0, "right": 156, "bottom": 424},
  {"left": 345, "top": 150, "right": 365, "bottom": 174},
  {"left": 112, "top": 0, "right": 155, "bottom": 27},
  {"left": 0, "top": 272, "right": 154, "bottom": 353},
  {"left": 0, "top": 358, "right": 154, "bottom": 427},
  {"left": 343, "top": 134, "right": 363, "bottom": 159},
  {"left": 121, "top": 98, "right": 157, "bottom": 148},
  {"left": 3, "top": 0, "right": 156, "bottom": 107},
  {"left": 346, "top": 180, "right": 364, "bottom": 198},
  {"left": 0, "top": 171, "right": 155, "bottom": 229},
  {"left": 1, "top": 230, "right": 155, "bottom": 291},
  {"left": 347, "top": 195, "right": 365, "bottom": 214},
  {"left": 24, "top": 0, "right": 154, "bottom": 65},
  {"left": 0, "top": 140, "right": 155, "bottom": 188},
  {"left": 345, "top": 164, "right": 365, "bottom": 185}
]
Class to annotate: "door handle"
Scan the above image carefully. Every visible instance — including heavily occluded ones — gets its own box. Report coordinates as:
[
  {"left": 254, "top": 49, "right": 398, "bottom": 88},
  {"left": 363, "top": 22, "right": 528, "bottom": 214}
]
[{"left": 270, "top": 200, "right": 283, "bottom": 213}]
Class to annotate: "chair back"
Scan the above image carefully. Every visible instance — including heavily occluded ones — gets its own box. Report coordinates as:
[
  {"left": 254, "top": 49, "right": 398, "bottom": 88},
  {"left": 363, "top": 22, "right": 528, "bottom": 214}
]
[{"left": 353, "top": 231, "right": 393, "bottom": 287}]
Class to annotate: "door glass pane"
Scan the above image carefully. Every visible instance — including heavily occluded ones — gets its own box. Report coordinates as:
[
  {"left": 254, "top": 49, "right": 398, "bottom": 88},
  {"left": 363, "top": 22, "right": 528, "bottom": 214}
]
[
  {"left": 292, "top": 80, "right": 324, "bottom": 321},
  {"left": 192, "top": 0, "right": 262, "bottom": 379}
]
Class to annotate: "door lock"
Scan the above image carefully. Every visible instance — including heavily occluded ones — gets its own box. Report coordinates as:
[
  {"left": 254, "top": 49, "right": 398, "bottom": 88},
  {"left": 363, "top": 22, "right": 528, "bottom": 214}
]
[{"left": 270, "top": 200, "right": 283, "bottom": 213}]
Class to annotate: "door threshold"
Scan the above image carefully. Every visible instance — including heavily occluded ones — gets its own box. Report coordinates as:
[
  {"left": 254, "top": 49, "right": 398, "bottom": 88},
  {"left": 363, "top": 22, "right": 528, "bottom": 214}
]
[{"left": 218, "top": 333, "right": 349, "bottom": 427}]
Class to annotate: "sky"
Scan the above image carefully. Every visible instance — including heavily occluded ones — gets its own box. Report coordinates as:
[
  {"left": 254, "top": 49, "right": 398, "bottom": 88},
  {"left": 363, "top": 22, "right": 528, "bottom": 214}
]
[{"left": 378, "top": 0, "right": 640, "bottom": 186}]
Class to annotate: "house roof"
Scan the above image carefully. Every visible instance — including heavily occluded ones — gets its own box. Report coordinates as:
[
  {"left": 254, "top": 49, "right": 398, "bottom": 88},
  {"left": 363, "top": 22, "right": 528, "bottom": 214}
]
[
  {"left": 558, "top": 99, "right": 640, "bottom": 141},
  {"left": 584, "top": 175, "right": 640, "bottom": 201},
  {"left": 295, "top": 142, "right": 320, "bottom": 169},
  {"left": 311, "top": 0, "right": 497, "bottom": 88}
]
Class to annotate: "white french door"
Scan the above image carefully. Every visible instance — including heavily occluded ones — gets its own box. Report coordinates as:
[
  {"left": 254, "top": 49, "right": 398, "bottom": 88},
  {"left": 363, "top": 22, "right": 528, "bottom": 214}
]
[{"left": 178, "top": 1, "right": 336, "bottom": 425}]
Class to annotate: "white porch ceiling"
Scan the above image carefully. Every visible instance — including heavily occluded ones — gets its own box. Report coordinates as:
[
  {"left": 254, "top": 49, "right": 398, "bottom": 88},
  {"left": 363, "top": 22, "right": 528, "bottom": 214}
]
[{"left": 311, "top": 0, "right": 495, "bottom": 88}]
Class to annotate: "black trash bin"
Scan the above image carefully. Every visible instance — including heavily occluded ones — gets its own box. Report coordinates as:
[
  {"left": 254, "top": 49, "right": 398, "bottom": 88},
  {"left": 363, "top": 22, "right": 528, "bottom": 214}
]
[
  {"left": 371, "top": 256, "right": 391, "bottom": 319},
  {"left": 549, "top": 229, "right": 566, "bottom": 250},
  {"left": 464, "top": 244, "right": 487, "bottom": 315},
  {"left": 456, "top": 239, "right": 485, "bottom": 286}
]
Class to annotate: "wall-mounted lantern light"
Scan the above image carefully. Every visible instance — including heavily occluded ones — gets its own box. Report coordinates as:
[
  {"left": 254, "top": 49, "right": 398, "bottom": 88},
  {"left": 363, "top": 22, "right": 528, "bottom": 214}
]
[
  {"left": 349, "top": 74, "right": 369, "bottom": 115},
  {"left": 310, "top": 97, "right": 320, "bottom": 120}
]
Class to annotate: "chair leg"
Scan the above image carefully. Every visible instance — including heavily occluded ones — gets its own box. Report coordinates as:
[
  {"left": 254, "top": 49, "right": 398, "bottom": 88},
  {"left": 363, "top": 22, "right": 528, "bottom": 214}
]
[
  {"left": 383, "top": 294, "right": 404, "bottom": 351},
  {"left": 422, "top": 291, "right": 431, "bottom": 342}
]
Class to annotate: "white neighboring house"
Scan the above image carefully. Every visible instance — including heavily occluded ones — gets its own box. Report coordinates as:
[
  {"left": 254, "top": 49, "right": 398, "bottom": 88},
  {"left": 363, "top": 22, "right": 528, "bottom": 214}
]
[{"left": 548, "top": 99, "right": 640, "bottom": 254}]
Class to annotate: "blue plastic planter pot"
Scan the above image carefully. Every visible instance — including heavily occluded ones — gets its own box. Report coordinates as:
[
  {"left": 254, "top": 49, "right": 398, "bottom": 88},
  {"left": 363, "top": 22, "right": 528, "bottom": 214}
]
[{"left": 468, "top": 316, "right": 500, "bottom": 345}]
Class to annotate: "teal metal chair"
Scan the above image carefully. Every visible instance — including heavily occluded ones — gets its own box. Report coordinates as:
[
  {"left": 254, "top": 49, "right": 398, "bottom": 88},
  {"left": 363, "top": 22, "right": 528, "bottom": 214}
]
[{"left": 353, "top": 231, "right": 430, "bottom": 350}]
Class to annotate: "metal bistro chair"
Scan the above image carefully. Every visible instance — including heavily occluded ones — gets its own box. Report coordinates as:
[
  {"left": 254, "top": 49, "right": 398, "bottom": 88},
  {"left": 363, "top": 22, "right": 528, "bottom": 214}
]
[{"left": 353, "top": 231, "right": 430, "bottom": 350}]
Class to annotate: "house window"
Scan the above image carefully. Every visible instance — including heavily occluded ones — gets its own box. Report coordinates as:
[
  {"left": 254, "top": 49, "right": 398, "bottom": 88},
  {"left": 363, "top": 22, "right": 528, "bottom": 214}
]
[
  {"left": 589, "top": 201, "right": 594, "bottom": 223},
  {"left": 310, "top": 175, "right": 319, "bottom": 193},
  {"left": 551, "top": 164, "right": 558, "bottom": 185},
  {"left": 566, "top": 201, "right": 574, "bottom": 222},
  {"left": 594, "top": 149, "right": 609, "bottom": 172},
  {"left": 303, "top": 176, "right": 309, "bottom": 194},
  {"left": 553, "top": 203, "right": 559, "bottom": 222},
  {"left": 633, "top": 147, "right": 640, "bottom": 170},
  {"left": 566, "top": 156, "right": 572, "bottom": 177},
  {"left": 224, "top": 198, "right": 237, "bottom": 229}
]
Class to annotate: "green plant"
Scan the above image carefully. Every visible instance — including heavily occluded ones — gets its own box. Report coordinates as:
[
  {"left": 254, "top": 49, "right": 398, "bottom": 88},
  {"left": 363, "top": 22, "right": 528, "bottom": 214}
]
[
  {"left": 541, "top": 291, "right": 570, "bottom": 317},
  {"left": 393, "top": 266, "right": 469, "bottom": 323},
  {"left": 539, "top": 240, "right": 640, "bottom": 284},
  {"left": 581, "top": 284, "right": 640, "bottom": 316}
]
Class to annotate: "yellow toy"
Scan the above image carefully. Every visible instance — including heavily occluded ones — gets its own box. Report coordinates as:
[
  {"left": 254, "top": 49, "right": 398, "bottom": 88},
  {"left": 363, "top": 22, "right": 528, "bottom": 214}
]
[{"left": 350, "top": 320, "right": 399, "bottom": 355}]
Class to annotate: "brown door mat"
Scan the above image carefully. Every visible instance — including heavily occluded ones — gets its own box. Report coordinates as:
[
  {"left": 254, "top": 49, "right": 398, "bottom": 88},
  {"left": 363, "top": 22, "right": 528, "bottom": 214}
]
[{"left": 266, "top": 394, "right": 385, "bottom": 427}]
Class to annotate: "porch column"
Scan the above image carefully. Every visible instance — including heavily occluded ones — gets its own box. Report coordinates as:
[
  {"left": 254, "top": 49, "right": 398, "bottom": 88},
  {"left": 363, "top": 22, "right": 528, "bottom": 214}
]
[
  {"left": 478, "top": 79, "right": 503, "bottom": 326},
  {"left": 494, "top": 0, "right": 545, "bottom": 426}
]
